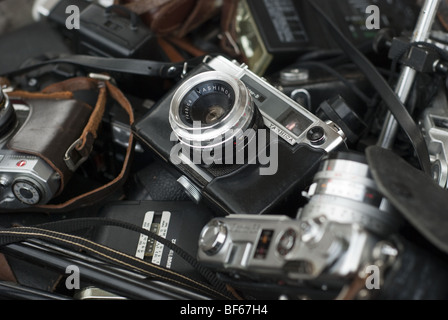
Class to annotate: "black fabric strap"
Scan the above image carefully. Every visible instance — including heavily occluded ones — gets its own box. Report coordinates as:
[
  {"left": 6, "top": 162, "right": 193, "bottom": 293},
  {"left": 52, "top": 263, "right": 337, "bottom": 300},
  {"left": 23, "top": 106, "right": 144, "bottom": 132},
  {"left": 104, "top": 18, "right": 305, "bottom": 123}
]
[
  {"left": 0, "top": 219, "right": 236, "bottom": 300},
  {"left": 34, "top": 217, "right": 228, "bottom": 295},
  {"left": 306, "top": 0, "right": 432, "bottom": 175},
  {"left": 0, "top": 54, "right": 210, "bottom": 79}
]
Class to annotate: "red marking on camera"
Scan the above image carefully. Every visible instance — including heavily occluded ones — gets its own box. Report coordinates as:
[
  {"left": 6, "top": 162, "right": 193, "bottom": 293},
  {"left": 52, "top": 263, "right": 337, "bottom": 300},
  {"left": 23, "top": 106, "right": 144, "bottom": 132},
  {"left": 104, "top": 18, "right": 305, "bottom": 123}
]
[{"left": 16, "top": 160, "right": 27, "bottom": 167}]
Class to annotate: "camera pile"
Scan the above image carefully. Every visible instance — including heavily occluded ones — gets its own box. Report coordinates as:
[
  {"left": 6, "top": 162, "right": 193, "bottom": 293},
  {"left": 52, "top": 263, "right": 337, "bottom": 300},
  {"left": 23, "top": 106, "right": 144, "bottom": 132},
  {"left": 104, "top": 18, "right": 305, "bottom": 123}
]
[{"left": 0, "top": 0, "right": 448, "bottom": 301}]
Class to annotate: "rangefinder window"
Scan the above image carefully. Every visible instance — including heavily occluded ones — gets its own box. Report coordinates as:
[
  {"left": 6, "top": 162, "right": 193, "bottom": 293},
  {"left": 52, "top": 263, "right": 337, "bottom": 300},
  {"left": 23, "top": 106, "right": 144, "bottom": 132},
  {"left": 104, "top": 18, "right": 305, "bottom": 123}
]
[{"left": 277, "top": 108, "right": 313, "bottom": 137}]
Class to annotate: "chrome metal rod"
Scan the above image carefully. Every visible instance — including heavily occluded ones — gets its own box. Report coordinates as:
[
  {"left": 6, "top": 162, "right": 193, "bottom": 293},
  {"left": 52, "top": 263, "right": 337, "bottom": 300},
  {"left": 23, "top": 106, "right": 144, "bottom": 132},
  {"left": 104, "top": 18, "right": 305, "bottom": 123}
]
[{"left": 377, "top": 0, "right": 441, "bottom": 149}]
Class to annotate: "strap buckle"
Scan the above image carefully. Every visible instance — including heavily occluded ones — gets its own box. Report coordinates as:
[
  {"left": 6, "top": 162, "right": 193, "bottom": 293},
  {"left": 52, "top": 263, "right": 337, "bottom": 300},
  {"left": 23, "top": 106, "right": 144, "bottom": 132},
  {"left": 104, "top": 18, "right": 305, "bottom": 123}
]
[{"left": 64, "top": 138, "right": 89, "bottom": 172}]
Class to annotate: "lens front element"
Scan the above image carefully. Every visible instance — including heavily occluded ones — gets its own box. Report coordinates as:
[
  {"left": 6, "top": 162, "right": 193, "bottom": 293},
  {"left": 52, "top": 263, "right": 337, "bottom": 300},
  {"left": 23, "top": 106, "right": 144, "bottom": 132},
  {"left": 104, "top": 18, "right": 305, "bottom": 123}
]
[
  {"left": 179, "top": 80, "right": 235, "bottom": 126},
  {"left": 170, "top": 71, "right": 257, "bottom": 152}
]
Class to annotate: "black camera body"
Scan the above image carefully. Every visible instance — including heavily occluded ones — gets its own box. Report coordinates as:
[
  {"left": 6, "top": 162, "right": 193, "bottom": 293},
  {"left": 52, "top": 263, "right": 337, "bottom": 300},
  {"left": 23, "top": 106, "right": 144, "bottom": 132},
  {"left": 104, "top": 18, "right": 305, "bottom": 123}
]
[
  {"left": 135, "top": 56, "right": 346, "bottom": 215},
  {"left": 47, "top": 0, "right": 157, "bottom": 59}
]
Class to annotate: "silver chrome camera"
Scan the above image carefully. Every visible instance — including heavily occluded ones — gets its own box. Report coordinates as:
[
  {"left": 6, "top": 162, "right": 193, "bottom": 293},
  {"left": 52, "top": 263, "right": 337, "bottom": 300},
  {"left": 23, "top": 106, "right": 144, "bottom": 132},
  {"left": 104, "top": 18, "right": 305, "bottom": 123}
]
[
  {"left": 0, "top": 89, "right": 60, "bottom": 209},
  {"left": 136, "top": 55, "right": 347, "bottom": 215},
  {"left": 197, "top": 152, "right": 403, "bottom": 298}
]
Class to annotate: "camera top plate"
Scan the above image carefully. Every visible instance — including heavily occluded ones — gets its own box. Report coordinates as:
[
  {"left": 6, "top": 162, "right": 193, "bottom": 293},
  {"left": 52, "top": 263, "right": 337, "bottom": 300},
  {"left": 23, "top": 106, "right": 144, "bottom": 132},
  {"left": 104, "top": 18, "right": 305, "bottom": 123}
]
[{"left": 207, "top": 56, "right": 345, "bottom": 152}]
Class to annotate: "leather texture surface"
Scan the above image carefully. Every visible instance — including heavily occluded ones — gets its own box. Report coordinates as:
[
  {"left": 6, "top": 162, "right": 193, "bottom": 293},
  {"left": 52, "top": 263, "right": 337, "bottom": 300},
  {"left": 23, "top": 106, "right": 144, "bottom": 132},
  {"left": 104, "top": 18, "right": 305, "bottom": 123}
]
[{"left": 7, "top": 98, "right": 92, "bottom": 192}]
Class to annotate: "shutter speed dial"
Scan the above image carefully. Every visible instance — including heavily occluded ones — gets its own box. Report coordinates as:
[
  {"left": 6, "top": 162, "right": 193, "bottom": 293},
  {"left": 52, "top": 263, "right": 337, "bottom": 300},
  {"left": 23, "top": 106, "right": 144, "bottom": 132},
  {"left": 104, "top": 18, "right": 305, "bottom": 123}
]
[{"left": 12, "top": 180, "right": 42, "bottom": 205}]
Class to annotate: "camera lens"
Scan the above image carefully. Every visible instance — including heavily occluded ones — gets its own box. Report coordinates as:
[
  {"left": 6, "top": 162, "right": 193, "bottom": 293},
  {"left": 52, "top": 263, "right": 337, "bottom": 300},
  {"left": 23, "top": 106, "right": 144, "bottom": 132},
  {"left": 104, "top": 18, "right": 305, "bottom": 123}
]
[
  {"left": 300, "top": 152, "right": 402, "bottom": 236},
  {"left": 169, "top": 71, "right": 262, "bottom": 157},
  {"left": 179, "top": 80, "right": 235, "bottom": 126}
]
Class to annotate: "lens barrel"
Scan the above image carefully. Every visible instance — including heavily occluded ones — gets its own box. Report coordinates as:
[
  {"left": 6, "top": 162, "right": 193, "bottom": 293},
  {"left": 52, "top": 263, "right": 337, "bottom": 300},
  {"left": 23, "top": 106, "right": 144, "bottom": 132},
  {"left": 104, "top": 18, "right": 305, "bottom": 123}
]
[
  {"left": 300, "top": 152, "right": 402, "bottom": 236},
  {"left": 169, "top": 71, "right": 263, "bottom": 163}
]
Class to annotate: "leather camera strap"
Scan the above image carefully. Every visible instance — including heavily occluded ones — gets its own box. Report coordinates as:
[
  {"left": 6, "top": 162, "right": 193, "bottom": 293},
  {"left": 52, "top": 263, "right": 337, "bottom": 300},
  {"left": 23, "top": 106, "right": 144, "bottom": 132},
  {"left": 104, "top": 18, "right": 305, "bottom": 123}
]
[
  {"left": 44, "top": 77, "right": 135, "bottom": 212},
  {"left": 306, "top": 0, "right": 431, "bottom": 175},
  {"left": 40, "top": 77, "right": 109, "bottom": 164},
  {"left": 7, "top": 77, "right": 135, "bottom": 213},
  {"left": 219, "top": 0, "right": 246, "bottom": 62},
  {"left": 0, "top": 223, "right": 236, "bottom": 299}
]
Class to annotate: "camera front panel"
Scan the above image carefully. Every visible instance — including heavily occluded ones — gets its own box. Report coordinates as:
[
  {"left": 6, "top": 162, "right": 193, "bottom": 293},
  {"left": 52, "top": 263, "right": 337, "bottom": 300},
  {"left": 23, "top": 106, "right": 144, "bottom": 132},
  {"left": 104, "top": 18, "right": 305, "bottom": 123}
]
[{"left": 134, "top": 56, "right": 345, "bottom": 215}]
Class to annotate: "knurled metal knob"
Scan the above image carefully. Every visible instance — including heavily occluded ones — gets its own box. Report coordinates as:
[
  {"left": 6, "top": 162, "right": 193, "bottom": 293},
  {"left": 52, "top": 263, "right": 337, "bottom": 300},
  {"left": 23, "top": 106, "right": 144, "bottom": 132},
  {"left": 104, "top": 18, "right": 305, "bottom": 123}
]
[{"left": 199, "top": 220, "right": 228, "bottom": 256}]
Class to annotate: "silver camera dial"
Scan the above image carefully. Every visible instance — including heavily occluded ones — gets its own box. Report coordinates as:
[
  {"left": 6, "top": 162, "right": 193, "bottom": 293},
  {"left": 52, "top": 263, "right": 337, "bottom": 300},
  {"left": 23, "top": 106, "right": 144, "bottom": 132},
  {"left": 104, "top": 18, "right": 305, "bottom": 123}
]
[{"left": 12, "top": 179, "right": 42, "bottom": 205}]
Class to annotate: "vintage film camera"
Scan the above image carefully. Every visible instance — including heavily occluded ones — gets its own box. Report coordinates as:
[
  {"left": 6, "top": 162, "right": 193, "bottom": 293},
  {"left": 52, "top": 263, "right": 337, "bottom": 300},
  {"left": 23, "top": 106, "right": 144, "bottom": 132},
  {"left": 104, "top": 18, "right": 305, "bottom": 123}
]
[
  {"left": 197, "top": 152, "right": 405, "bottom": 298},
  {"left": 38, "top": 0, "right": 158, "bottom": 60},
  {"left": 0, "top": 88, "right": 60, "bottom": 209},
  {"left": 135, "top": 55, "right": 347, "bottom": 215}
]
